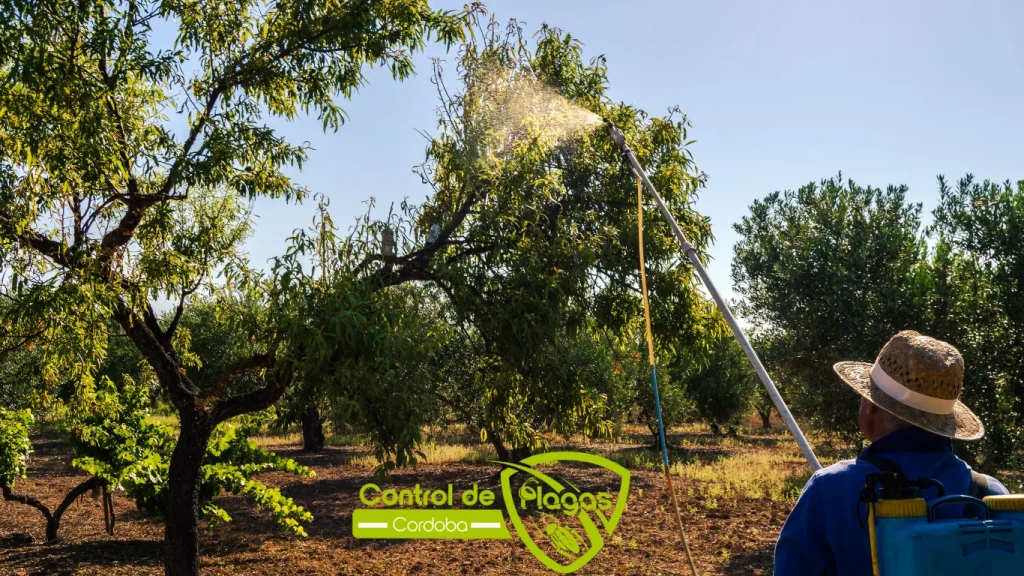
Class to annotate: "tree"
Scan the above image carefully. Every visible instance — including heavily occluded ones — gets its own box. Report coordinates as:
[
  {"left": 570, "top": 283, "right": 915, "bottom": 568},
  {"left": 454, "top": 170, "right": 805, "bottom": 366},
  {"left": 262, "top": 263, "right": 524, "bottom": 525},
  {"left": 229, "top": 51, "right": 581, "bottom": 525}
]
[
  {"left": 0, "top": 408, "right": 103, "bottom": 543},
  {"left": 398, "top": 16, "right": 718, "bottom": 459},
  {"left": 0, "top": 2, "right": 467, "bottom": 573},
  {"left": 732, "top": 175, "right": 932, "bottom": 442},
  {"left": 428, "top": 314, "right": 627, "bottom": 460},
  {"left": 681, "top": 330, "right": 759, "bottom": 435},
  {"left": 125, "top": 416, "right": 315, "bottom": 538},
  {"left": 0, "top": 328, "right": 113, "bottom": 544},
  {"left": 928, "top": 175, "right": 1024, "bottom": 468},
  {"left": 1, "top": 375, "right": 314, "bottom": 543},
  {"left": 732, "top": 173, "right": 1024, "bottom": 467},
  {"left": 299, "top": 404, "right": 327, "bottom": 452},
  {"left": 275, "top": 16, "right": 721, "bottom": 464},
  {"left": 750, "top": 335, "right": 792, "bottom": 431},
  {"left": 634, "top": 363, "right": 691, "bottom": 450}
]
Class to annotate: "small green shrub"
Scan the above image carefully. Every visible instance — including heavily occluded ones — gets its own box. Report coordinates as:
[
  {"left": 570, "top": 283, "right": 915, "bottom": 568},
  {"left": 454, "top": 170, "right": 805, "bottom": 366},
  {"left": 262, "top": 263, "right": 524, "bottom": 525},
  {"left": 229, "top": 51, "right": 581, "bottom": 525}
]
[{"left": 0, "top": 408, "right": 33, "bottom": 488}]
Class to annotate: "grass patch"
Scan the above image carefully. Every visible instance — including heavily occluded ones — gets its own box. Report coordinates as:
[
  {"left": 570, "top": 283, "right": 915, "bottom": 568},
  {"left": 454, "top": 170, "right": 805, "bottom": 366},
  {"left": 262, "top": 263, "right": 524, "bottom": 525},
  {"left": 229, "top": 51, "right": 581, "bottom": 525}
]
[
  {"left": 602, "top": 448, "right": 662, "bottom": 471},
  {"left": 672, "top": 450, "right": 811, "bottom": 503},
  {"left": 346, "top": 441, "right": 497, "bottom": 468},
  {"left": 254, "top": 432, "right": 301, "bottom": 448},
  {"left": 146, "top": 413, "right": 179, "bottom": 428},
  {"left": 326, "top": 432, "right": 373, "bottom": 447}
]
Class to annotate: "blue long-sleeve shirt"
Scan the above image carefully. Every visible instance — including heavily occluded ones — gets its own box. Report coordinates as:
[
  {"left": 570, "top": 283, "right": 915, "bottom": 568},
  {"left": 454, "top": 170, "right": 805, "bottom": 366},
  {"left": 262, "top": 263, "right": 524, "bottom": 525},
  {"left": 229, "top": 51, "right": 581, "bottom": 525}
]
[{"left": 774, "top": 428, "right": 1009, "bottom": 575}]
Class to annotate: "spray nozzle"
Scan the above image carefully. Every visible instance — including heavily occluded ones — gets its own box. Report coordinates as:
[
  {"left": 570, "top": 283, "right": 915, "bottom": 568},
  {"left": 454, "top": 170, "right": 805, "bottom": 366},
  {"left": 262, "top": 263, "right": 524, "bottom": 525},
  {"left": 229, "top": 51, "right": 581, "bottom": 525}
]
[{"left": 603, "top": 118, "right": 629, "bottom": 152}]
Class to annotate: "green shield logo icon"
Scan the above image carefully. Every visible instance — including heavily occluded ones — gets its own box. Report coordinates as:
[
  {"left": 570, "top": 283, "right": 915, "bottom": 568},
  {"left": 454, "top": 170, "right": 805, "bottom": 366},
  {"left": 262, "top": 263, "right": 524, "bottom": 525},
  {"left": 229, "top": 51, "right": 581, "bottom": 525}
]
[{"left": 497, "top": 452, "right": 630, "bottom": 573}]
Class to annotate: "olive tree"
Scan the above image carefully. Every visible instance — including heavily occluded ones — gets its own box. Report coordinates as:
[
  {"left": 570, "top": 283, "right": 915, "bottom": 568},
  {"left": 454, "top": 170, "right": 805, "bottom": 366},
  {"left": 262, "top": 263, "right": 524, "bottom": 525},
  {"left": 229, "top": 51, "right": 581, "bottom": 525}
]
[
  {"left": 681, "top": 330, "right": 759, "bottom": 436},
  {"left": 733, "top": 173, "right": 1024, "bottom": 466},
  {"left": 928, "top": 175, "right": 1024, "bottom": 468},
  {"left": 732, "top": 175, "right": 932, "bottom": 442}
]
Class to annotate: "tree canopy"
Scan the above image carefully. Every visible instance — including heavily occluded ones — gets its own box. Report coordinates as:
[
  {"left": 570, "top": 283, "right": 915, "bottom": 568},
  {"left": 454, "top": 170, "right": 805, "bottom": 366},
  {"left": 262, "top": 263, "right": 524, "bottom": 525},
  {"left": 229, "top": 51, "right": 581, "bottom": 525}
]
[
  {"left": 732, "top": 175, "right": 932, "bottom": 441},
  {"left": 342, "top": 16, "right": 721, "bottom": 459},
  {"left": 733, "top": 173, "right": 1024, "bottom": 466},
  {"left": 0, "top": 1, "right": 467, "bottom": 573},
  {"left": 0, "top": 2, "right": 828, "bottom": 573}
]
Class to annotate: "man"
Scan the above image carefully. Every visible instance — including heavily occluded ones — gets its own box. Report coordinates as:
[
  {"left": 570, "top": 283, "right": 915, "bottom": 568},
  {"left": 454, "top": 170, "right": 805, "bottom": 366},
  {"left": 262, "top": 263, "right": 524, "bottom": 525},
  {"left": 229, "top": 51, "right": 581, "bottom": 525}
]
[{"left": 774, "top": 330, "right": 1009, "bottom": 575}]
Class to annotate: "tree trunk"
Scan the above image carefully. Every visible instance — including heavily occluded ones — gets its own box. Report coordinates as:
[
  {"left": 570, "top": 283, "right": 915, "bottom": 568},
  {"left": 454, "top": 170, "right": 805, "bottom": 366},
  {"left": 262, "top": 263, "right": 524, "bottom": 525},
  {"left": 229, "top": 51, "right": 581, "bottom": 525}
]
[
  {"left": 165, "top": 410, "right": 213, "bottom": 576},
  {"left": 647, "top": 424, "right": 663, "bottom": 451},
  {"left": 490, "top": 431, "right": 511, "bottom": 462},
  {"left": 3, "top": 476, "right": 103, "bottom": 543},
  {"left": 47, "top": 476, "right": 105, "bottom": 542},
  {"left": 487, "top": 429, "right": 531, "bottom": 462},
  {"left": 301, "top": 404, "right": 325, "bottom": 452},
  {"left": 758, "top": 408, "right": 772, "bottom": 430},
  {"left": 509, "top": 445, "right": 532, "bottom": 462},
  {"left": 2, "top": 482, "right": 53, "bottom": 533}
]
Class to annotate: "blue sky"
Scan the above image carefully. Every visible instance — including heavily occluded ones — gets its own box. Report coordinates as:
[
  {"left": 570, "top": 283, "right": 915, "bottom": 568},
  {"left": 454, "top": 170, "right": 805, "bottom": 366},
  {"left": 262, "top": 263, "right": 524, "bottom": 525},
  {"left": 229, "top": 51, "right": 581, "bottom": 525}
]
[{"left": 248, "top": 0, "right": 1024, "bottom": 302}]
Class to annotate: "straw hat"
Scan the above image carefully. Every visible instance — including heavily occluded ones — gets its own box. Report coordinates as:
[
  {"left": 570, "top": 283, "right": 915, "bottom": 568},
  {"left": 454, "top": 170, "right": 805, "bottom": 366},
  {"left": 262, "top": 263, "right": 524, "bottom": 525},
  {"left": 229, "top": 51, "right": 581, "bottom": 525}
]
[{"left": 834, "top": 330, "right": 984, "bottom": 441}]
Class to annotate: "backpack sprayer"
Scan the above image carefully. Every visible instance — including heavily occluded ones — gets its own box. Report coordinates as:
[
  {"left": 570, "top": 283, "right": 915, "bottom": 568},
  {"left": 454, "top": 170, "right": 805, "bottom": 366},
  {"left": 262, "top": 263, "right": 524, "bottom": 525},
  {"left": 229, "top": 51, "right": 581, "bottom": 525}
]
[
  {"left": 605, "top": 118, "right": 1024, "bottom": 575},
  {"left": 859, "top": 468, "right": 1024, "bottom": 575}
]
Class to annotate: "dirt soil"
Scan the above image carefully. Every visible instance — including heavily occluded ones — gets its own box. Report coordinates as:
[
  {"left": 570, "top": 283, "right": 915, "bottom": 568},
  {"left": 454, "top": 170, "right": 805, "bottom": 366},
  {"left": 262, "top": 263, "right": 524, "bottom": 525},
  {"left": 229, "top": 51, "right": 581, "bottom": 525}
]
[{"left": 1, "top": 434, "right": 796, "bottom": 576}]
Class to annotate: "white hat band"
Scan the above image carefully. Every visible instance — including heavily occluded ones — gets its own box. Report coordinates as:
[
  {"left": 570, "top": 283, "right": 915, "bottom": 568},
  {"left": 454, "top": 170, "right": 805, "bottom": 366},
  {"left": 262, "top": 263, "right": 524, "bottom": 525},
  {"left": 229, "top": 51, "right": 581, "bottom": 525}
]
[{"left": 870, "top": 362, "right": 957, "bottom": 415}]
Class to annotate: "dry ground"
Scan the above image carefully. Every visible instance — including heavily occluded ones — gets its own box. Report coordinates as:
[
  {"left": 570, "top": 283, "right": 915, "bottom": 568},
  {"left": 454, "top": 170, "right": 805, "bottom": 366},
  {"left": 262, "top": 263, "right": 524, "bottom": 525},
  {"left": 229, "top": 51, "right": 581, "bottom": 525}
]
[{"left": 1, "top": 422, "right": 834, "bottom": 575}]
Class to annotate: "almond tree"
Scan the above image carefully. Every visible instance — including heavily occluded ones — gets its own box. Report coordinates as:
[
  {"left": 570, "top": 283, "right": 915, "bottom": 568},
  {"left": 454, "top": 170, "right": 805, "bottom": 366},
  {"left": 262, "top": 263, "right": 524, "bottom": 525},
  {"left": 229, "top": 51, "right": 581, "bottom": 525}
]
[
  {"left": 378, "top": 17, "right": 721, "bottom": 459},
  {"left": 0, "top": 2, "right": 466, "bottom": 573},
  {"left": 0, "top": 409, "right": 106, "bottom": 543}
]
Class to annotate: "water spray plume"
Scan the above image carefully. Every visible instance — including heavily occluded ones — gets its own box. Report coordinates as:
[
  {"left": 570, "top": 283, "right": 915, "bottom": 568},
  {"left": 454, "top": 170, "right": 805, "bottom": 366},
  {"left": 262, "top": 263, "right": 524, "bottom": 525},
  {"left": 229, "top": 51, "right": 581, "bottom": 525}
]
[{"left": 470, "top": 66, "right": 602, "bottom": 161}]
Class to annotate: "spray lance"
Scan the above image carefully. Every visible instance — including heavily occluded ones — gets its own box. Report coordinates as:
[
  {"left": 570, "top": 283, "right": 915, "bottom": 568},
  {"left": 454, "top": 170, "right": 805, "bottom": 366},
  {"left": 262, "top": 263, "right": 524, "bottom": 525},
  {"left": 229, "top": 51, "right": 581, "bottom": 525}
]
[{"left": 604, "top": 118, "right": 822, "bottom": 472}]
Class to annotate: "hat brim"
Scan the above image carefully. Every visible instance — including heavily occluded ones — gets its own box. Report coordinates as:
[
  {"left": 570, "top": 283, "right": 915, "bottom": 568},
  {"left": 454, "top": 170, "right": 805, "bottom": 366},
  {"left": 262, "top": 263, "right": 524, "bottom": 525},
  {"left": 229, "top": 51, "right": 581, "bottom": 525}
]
[{"left": 833, "top": 361, "right": 984, "bottom": 441}]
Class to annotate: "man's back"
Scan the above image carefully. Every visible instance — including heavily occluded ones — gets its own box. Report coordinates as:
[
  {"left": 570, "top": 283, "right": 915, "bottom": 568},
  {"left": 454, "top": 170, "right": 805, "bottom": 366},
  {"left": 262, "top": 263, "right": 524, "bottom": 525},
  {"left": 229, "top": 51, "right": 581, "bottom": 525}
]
[{"left": 774, "top": 428, "right": 1008, "bottom": 576}]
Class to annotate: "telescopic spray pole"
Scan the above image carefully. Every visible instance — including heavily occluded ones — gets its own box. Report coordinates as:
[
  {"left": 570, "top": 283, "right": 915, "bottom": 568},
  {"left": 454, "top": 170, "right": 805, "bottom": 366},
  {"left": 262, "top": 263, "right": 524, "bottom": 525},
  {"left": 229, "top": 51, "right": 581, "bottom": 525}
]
[{"left": 606, "top": 119, "right": 822, "bottom": 472}]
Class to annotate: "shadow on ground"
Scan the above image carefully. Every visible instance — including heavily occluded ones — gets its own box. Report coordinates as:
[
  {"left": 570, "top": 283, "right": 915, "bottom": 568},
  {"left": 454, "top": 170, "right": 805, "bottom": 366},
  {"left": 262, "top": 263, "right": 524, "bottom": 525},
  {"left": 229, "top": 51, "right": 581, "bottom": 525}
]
[
  {"left": 720, "top": 539, "right": 775, "bottom": 576},
  {"left": 1, "top": 539, "right": 163, "bottom": 575}
]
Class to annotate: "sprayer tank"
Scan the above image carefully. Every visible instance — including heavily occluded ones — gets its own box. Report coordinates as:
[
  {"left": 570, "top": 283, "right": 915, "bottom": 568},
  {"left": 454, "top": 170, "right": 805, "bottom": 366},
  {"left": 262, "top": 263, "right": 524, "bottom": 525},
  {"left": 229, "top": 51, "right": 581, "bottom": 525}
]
[{"left": 875, "top": 495, "right": 1024, "bottom": 575}]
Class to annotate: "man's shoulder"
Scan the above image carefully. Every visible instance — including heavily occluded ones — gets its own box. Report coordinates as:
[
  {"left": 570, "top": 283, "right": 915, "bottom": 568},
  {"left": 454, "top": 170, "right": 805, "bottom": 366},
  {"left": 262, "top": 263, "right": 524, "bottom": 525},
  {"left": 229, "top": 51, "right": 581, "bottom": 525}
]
[
  {"left": 981, "top": 473, "right": 1011, "bottom": 495},
  {"left": 816, "top": 458, "right": 863, "bottom": 474},
  {"left": 815, "top": 458, "right": 870, "bottom": 477},
  {"left": 803, "top": 458, "right": 872, "bottom": 491}
]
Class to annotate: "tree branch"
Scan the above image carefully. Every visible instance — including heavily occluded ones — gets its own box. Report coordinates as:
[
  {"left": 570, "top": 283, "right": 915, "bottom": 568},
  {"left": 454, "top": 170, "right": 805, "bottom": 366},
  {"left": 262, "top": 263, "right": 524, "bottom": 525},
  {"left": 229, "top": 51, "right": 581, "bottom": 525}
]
[
  {"left": 430, "top": 389, "right": 478, "bottom": 429},
  {"left": 48, "top": 476, "right": 105, "bottom": 541},
  {"left": 99, "top": 33, "right": 139, "bottom": 197},
  {"left": 355, "top": 184, "right": 482, "bottom": 286},
  {"left": 0, "top": 328, "right": 47, "bottom": 360},
  {"left": 0, "top": 211, "right": 76, "bottom": 269},
  {"left": 210, "top": 356, "right": 294, "bottom": 424},
  {"left": 142, "top": 304, "right": 166, "bottom": 344},
  {"left": 164, "top": 277, "right": 202, "bottom": 341},
  {"left": 90, "top": 0, "right": 395, "bottom": 267},
  {"left": 96, "top": 80, "right": 222, "bottom": 264},
  {"left": 96, "top": 195, "right": 156, "bottom": 264},
  {"left": 72, "top": 195, "right": 84, "bottom": 248},
  {"left": 1, "top": 482, "right": 53, "bottom": 524},
  {"left": 201, "top": 351, "right": 276, "bottom": 404},
  {"left": 113, "top": 301, "right": 199, "bottom": 406}
]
